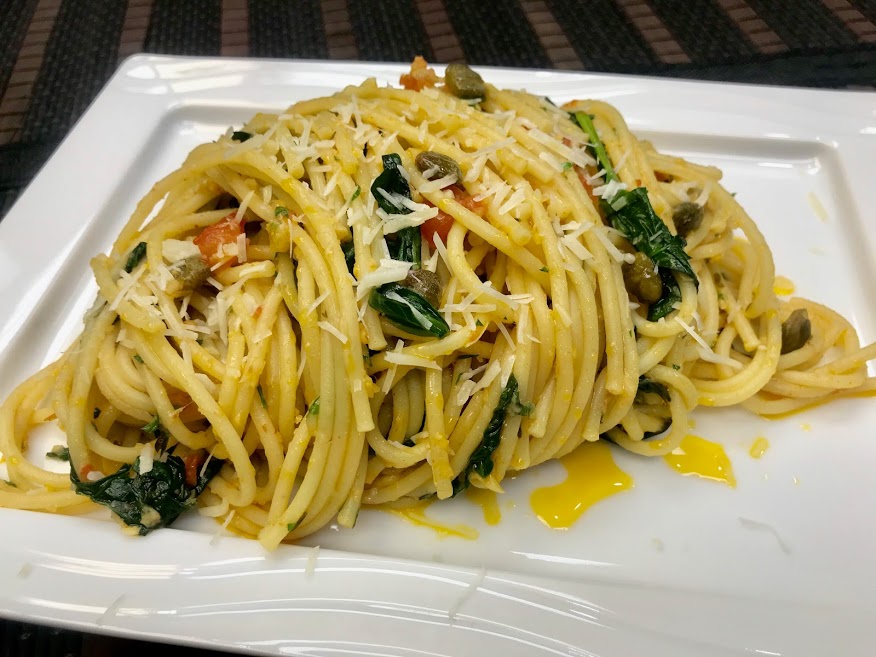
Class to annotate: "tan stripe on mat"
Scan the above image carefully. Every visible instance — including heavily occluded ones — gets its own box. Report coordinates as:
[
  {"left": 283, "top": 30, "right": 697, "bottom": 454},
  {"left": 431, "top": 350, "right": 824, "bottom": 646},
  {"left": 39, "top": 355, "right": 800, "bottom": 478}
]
[
  {"left": 221, "top": 0, "right": 249, "bottom": 56},
  {"left": 716, "top": 0, "right": 788, "bottom": 54},
  {"left": 415, "top": 0, "right": 464, "bottom": 63},
  {"left": 0, "top": 0, "right": 62, "bottom": 146},
  {"left": 118, "top": 0, "right": 155, "bottom": 61},
  {"left": 519, "top": 0, "right": 583, "bottom": 70},
  {"left": 321, "top": 0, "right": 359, "bottom": 59},
  {"left": 820, "top": 0, "right": 876, "bottom": 43},
  {"left": 615, "top": 0, "right": 690, "bottom": 64}
]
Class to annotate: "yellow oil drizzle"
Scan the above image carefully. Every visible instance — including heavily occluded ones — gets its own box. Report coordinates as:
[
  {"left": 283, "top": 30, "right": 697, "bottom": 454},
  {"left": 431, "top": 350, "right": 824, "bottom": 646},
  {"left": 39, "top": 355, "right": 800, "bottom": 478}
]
[
  {"left": 466, "top": 487, "right": 501, "bottom": 525},
  {"left": 663, "top": 435, "right": 736, "bottom": 487},
  {"left": 387, "top": 504, "right": 479, "bottom": 540},
  {"left": 749, "top": 436, "right": 770, "bottom": 459},
  {"left": 530, "top": 441, "right": 634, "bottom": 530},
  {"left": 773, "top": 275, "right": 795, "bottom": 296}
]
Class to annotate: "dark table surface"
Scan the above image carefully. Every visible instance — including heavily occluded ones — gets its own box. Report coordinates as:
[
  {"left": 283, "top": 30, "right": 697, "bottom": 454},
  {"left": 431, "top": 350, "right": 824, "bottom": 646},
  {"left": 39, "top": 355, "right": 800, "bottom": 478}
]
[{"left": 0, "top": 0, "right": 875, "bottom": 654}]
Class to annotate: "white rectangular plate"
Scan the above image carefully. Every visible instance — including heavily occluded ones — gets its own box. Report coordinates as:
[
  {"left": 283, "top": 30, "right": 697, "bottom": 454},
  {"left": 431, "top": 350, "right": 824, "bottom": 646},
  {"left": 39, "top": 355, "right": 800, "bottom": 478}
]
[{"left": 0, "top": 56, "right": 874, "bottom": 657}]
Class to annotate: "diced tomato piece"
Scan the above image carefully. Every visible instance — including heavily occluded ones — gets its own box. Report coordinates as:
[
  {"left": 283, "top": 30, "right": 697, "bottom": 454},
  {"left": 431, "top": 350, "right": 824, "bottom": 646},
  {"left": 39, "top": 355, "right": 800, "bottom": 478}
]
[
  {"left": 183, "top": 451, "right": 206, "bottom": 487},
  {"left": 165, "top": 386, "right": 204, "bottom": 423},
  {"left": 448, "top": 185, "right": 484, "bottom": 215},
  {"left": 400, "top": 56, "right": 440, "bottom": 91},
  {"left": 194, "top": 213, "right": 244, "bottom": 267},
  {"left": 80, "top": 463, "right": 94, "bottom": 479},
  {"left": 421, "top": 210, "right": 454, "bottom": 248}
]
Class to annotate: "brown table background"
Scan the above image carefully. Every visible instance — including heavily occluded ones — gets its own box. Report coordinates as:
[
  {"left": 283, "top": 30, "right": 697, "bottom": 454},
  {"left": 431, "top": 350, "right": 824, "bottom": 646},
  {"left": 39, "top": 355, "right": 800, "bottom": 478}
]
[{"left": 0, "top": 0, "right": 874, "bottom": 654}]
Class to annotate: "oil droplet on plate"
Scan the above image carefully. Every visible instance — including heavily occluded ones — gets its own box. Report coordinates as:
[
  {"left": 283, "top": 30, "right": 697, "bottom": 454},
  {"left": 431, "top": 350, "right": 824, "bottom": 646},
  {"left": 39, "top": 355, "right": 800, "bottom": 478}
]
[
  {"left": 749, "top": 436, "right": 770, "bottom": 459},
  {"left": 467, "top": 487, "right": 501, "bottom": 525},
  {"left": 387, "top": 504, "right": 479, "bottom": 540},
  {"left": 530, "top": 441, "right": 634, "bottom": 530},
  {"left": 773, "top": 275, "right": 795, "bottom": 296},
  {"left": 663, "top": 435, "right": 736, "bottom": 487}
]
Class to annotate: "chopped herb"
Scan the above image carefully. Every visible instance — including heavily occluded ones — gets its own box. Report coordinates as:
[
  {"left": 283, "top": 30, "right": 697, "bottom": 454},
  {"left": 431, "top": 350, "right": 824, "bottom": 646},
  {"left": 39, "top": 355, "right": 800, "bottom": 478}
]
[
  {"left": 287, "top": 520, "right": 300, "bottom": 532},
  {"left": 133, "top": 355, "right": 144, "bottom": 364},
  {"left": 142, "top": 416, "right": 161, "bottom": 433},
  {"left": 561, "top": 161, "right": 573, "bottom": 171},
  {"left": 257, "top": 384, "right": 267, "bottom": 409},
  {"left": 93, "top": 408, "right": 101, "bottom": 419},
  {"left": 636, "top": 376, "right": 670, "bottom": 403},
  {"left": 452, "top": 374, "right": 519, "bottom": 495},
  {"left": 124, "top": 242, "right": 147, "bottom": 273},
  {"left": 369, "top": 283, "right": 449, "bottom": 338},
  {"left": 275, "top": 206, "right": 289, "bottom": 217},
  {"left": 475, "top": 319, "right": 483, "bottom": 327},
  {"left": 672, "top": 364, "right": 681, "bottom": 371},
  {"left": 350, "top": 185, "right": 361, "bottom": 203},
  {"left": 46, "top": 446, "right": 70, "bottom": 462},
  {"left": 70, "top": 452, "right": 222, "bottom": 535},
  {"left": 307, "top": 397, "right": 321, "bottom": 417},
  {"left": 540, "top": 266, "right": 549, "bottom": 273},
  {"left": 231, "top": 130, "right": 252, "bottom": 142}
]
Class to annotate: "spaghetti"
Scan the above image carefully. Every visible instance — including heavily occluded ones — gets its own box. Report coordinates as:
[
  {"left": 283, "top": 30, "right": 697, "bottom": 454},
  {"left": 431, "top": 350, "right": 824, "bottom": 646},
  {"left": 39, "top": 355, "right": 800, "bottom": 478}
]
[{"left": 1, "top": 60, "right": 873, "bottom": 549}]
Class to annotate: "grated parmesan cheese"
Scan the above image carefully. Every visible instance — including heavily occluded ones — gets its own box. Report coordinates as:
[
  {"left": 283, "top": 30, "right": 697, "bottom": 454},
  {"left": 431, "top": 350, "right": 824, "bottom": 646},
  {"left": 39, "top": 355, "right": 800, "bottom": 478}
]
[
  {"left": 675, "top": 317, "right": 744, "bottom": 370},
  {"left": 384, "top": 350, "right": 442, "bottom": 371},
  {"left": 318, "top": 320, "right": 348, "bottom": 344},
  {"left": 355, "top": 259, "right": 412, "bottom": 300},
  {"left": 138, "top": 443, "right": 154, "bottom": 475},
  {"left": 235, "top": 190, "right": 254, "bottom": 223}
]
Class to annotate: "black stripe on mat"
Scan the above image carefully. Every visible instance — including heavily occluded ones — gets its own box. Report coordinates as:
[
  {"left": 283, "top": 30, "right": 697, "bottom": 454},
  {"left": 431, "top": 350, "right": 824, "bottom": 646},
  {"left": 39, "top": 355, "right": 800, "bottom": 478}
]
[
  {"left": 20, "top": 0, "right": 128, "bottom": 141},
  {"left": 248, "top": 0, "right": 329, "bottom": 59},
  {"left": 145, "top": 0, "right": 221, "bottom": 56},
  {"left": 442, "top": 0, "right": 551, "bottom": 68},
  {"left": 348, "top": 0, "right": 432, "bottom": 62},
  {"left": 745, "top": 0, "right": 859, "bottom": 49},
  {"left": 0, "top": 0, "right": 38, "bottom": 99},
  {"left": 649, "top": 0, "right": 755, "bottom": 64},
  {"left": 547, "top": 0, "right": 658, "bottom": 69}
]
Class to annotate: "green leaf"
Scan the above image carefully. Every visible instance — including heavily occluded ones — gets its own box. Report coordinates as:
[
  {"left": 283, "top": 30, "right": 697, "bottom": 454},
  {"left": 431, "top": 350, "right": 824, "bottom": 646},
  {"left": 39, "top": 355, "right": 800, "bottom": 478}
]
[
  {"left": 257, "top": 384, "right": 267, "bottom": 408},
  {"left": 452, "top": 374, "right": 518, "bottom": 495},
  {"left": 287, "top": 519, "right": 300, "bottom": 532},
  {"left": 647, "top": 270, "right": 682, "bottom": 321},
  {"left": 371, "top": 154, "right": 412, "bottom": 214},
  {"left": 231, "top": 130, "right": 252, "bottom": 142},
  {"left": 607, "top": 188, "right": 695, "bottom": 281},
  {"left": 369, "top": 284, "right": 449, "bottom": 338},
  {"left": 387, "top": 228, "right": 421, "bottom": 268},
  {"left": 342, "top": 240, "right": 356, "bottom": 275},
  {"left": 275, "top": 206, "right": 289, "bottom": 217},
  {"left": 71, "top": 453, "right": 222, "bottom": 535},
  {"left": 571, "top": 112, "right": 616, "bottom": 182},
  {"left": 372, "top": 154, "right": 420, "bottom": 268},
  {"left": 133, "top": 355, "right": 144, "bottom": 364},
  {"left": 46, "top": 446, "right": 70, "bottom": 462},
  {"left": 562, "top": 161, "right": 573, "bottom": 171},
  {"left": 350, "top": 185, "right": 361, "bottom": 203},
  {"left": 124, "top": 242, "right": 147, "bottom": 273}
]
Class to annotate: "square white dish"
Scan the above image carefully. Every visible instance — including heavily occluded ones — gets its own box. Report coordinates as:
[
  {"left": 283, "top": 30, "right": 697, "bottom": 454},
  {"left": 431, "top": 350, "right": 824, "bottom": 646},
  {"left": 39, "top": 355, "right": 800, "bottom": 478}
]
[{"left": 0, "top": 55, "right": 874, "bottom": 656}]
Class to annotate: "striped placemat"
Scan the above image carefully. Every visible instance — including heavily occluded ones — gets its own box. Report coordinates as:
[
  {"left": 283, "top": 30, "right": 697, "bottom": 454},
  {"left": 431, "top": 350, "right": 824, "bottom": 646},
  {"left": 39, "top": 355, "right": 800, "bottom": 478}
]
[{"left": 0, "top": 0, "right": 874, "bottom": 654}]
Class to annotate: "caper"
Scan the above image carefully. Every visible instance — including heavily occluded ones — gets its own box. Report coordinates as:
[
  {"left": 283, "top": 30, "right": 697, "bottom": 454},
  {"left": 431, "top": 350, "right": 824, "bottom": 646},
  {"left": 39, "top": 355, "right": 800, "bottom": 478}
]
[
  {"left": 780, "top": 308, "right": 811, "bottom": 354},
  {"left": 444, "top": 64, "right": 486, "bottom": 100},
  {"left": 400, "top": 269, "right": 442, "bottom": 308},
  {"left": 415, "top": 151, "right": 462, "bottom": 181},
  {"left": 623, "top": 252, "right": 662, "bottom": 304},
  {"left": 170, "top": 255, "right": 210, "bottom": 290},
  {"left": 672, "top": 202, "right": 704, "bottom": 238}
]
